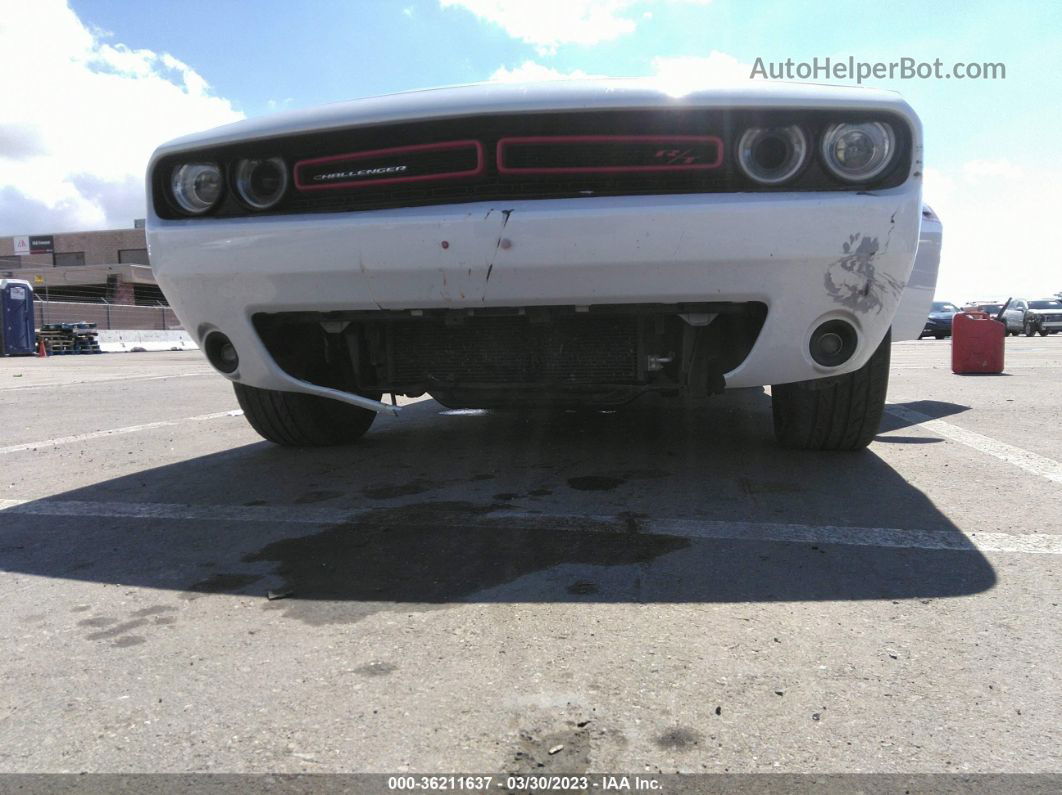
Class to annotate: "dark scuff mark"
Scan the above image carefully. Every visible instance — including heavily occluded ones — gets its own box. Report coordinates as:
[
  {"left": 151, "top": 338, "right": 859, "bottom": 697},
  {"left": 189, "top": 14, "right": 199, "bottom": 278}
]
[
  {"left": 509, "top": 723, "right": 592, "bottom": 774},
  {"left": 353, "top": 661, "right": 397, "bottom": 676},
  {"left": 655, "top": 726, "right": 702, "bottom": 751},
  {"left": 483, "top": 210, "right": 513, "bottom": 296},
  {"left": 823, "top": 233, "right": 904, "bottom": 314}
]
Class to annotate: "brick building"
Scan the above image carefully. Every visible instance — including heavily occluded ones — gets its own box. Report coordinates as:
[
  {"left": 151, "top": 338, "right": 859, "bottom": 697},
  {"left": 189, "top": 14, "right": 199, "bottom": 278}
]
[{"left": 0, "top": 224, "right": 167, "bottom": 305}]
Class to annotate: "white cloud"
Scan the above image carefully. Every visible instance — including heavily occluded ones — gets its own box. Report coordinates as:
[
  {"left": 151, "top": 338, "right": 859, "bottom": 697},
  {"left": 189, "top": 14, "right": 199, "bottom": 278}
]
[
  {"left": 441, "top": 0, "right": 711, "bottom": 53},
  {"left": 925, "top": 162, "right": 1059, "bottom": 301},
  {"left": 650, "top": 52, "right": 753, "bottom": 90},
  {"left": 960, "top": 159, "right": 1026, "bottom": 180},
  {"left": 0, "top": 0, "right": 243, "bottom": 235},
  {"left": 489, "top": 61, "right": 598, "bottom": 82},
  {"left": 489, "top": 51, "right": 751, "bottom": 88}
]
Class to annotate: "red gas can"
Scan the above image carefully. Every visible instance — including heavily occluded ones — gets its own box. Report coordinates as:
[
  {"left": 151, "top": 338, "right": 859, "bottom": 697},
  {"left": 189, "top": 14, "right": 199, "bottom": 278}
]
[{"left": 951, "top": 310, "right": 1005, "bottom": 374}]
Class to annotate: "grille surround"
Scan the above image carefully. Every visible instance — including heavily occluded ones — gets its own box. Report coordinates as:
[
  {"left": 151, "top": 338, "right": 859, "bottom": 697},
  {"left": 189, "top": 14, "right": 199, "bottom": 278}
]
[{"left": 153, "top": 108, "right": 913, "bottom": 219}]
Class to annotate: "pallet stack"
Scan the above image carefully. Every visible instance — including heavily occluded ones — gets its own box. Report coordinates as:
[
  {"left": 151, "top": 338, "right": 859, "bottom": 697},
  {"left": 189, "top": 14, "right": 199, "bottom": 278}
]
[{"left": 37, "top": 322, "right": 102, "bottom": 355}]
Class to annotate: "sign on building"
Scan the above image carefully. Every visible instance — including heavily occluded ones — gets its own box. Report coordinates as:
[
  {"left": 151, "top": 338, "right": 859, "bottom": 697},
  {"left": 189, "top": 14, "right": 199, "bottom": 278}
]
[
  {"left": 12, "top": 235, "right": 54, "bottom": 255},
  {"left": 30, "top": 235, "right": 54, "bottom": 254}
]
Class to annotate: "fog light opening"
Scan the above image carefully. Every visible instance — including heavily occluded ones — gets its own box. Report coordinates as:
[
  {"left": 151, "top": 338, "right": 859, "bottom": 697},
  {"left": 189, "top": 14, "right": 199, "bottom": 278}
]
[
  {"left": 810, "top": 320, "right": 857, "bottom": 367},
  {"left": 204, "top": 331, "right": 239, "bottom": 374}
]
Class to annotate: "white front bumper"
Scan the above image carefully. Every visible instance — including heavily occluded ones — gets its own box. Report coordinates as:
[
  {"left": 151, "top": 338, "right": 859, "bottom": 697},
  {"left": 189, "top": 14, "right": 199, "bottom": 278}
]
[{"left": 148, "top": 184, "right": 922, "bottom": 400}]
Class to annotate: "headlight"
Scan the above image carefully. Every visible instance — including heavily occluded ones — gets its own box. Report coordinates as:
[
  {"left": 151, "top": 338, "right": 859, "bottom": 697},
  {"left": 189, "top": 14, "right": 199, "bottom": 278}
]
[
  {"left": 737, "top": 126, "right": 807, "bottom": 185},
  {"left": 821, "top": 122, "right": 895, "bottom": 182},
  {"left": 171, "top": 163, "right": 222, "bottom": 214},
  {"left": 235, "top": 157, "right": 288, "bottom": 210}
]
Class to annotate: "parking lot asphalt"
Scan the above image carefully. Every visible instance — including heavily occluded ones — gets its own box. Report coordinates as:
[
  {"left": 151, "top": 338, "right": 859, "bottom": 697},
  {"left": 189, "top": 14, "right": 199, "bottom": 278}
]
[{"left": 0, "top": 339, "right": 1059, "bottom": 775}]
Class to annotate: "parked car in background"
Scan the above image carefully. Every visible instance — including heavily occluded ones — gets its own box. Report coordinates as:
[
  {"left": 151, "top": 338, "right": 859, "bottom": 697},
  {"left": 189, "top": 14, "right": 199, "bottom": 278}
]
[
  {"left": 969, "top": 300, "right": 1024, "bottom": 335},
  {"left": 920, "top": 301, "right": 959, "bottom": 339},
  {"left": 1006, "top": 299, "right": 1029, "bottom": 334},
  {"left": 1023, "top": 298, "right": 1062, "bottom": 336}
]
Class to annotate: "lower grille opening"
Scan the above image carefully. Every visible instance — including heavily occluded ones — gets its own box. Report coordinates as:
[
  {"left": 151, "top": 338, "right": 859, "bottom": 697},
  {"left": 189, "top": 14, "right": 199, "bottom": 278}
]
[{"left": 253, "top": 303, "right": 766, "bottom": 408}]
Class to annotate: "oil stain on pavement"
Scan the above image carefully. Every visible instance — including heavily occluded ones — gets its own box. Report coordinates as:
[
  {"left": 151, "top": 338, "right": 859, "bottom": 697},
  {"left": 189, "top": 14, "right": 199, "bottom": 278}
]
[{"left": 243, "top": 501, "right": 688, "bottom": 626}]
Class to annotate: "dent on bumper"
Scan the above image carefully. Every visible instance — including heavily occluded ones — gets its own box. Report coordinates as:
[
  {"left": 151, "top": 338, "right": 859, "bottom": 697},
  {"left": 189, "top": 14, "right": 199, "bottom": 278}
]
[{"left": 149, "top": 186, "right": 922, "bottom": 398}]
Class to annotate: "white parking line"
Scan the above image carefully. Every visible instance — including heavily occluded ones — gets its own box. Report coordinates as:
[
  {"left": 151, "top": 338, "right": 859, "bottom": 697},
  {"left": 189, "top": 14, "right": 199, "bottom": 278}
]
[
  {"left": 0, "top": 370, "right": 213, "bottom": 392},
  {"left": 885, "top": 405, "right": 1062, "bottom": 485},
  {"left": 0, "top": 410, "right": 244, "bottom": 455},
  {"left": 0, "top": 499, "right": 1058, "bottom": 555}
]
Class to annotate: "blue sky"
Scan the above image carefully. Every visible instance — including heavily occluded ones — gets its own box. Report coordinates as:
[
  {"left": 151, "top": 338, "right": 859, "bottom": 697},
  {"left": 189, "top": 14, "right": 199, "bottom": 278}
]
[
  {"left": 67, "top": 0, "right": 1060, "bottom": 173},
  {"left": 3, "top": 0, "right": 1060, "bottom": 298}
]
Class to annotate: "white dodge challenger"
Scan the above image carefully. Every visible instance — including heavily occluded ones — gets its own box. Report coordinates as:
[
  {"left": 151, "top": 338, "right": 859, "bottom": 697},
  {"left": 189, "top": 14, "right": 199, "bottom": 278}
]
[{"left": 146, "top": 79, "right": 941, "bottom": 450}]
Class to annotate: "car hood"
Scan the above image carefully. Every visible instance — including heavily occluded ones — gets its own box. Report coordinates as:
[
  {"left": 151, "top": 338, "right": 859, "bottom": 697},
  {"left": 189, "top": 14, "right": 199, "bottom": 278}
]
[
  {"left": 151, "top": 78, "right": 919, "bottom": 156},
  {"left": 1026, "top": 308, "right": 1062, "bottom": 315}
]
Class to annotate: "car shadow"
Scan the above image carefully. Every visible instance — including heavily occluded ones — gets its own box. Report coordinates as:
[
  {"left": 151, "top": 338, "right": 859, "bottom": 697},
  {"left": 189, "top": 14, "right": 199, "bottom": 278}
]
[
  {"left": 1, "top": 389, "right": 996, "bottom": 623},
  {"left": 878, "top": 399, "right": 970, "bottom": 432}
]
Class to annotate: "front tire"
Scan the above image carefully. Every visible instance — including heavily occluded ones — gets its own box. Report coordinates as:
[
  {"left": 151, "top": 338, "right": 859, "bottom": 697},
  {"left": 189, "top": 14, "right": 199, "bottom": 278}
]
[
  {"left": 233, "top": 383, "right": 379, "bottom": 446},
  {"left": 1024, "top": 322, "right": 1036, "bottom": 337},
  {"left": 771, "top": 330, "right": 890, "bottom": 451}
]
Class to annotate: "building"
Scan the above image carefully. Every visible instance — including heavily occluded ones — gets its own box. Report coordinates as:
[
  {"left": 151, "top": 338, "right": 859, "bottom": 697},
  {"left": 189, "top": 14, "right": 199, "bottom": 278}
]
[{"left": 0, "top": 223, "right": 167, "bottom": 305}]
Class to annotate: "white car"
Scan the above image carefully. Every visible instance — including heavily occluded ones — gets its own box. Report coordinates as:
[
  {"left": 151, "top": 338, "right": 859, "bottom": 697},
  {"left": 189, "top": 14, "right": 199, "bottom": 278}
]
[
  {"left": 146, "top": 79, "right": 939, "bottom": 450},
  {"left": 968, "top": 300, "right": 1024, "bottom": 335},
  {"left": 1022, "top": 299, "right": 1062, "bottom": 336}
]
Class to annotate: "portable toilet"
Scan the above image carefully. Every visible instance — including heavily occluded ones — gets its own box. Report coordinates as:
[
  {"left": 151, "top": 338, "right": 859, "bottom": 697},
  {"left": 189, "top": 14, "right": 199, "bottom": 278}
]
[{"left": 0, "top": 279, "right": 36, "bottom": 356}]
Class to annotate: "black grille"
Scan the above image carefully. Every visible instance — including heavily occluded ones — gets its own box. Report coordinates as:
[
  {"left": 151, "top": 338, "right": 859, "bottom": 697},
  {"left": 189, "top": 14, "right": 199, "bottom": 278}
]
[
  {"left": 497, "top": 135, "right": 723, "bottom": 173},
  {"left": 294, "top": 140, "right": 482, "bottom": 191},
  {"left": 152, "top": 108, "right": 912, "bottom": 219},
  {"left": 386, "top": 316, "right": 640, "bottom": 386}
]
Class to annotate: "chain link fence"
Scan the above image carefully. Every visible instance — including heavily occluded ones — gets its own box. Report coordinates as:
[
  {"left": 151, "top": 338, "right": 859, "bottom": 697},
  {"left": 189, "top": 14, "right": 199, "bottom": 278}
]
[{"left": 35, "top": 300, "right": 181, "bottom": 331}]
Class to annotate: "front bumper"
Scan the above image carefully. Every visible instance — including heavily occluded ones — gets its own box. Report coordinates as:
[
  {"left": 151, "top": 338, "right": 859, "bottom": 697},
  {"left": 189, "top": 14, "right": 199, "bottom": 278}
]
[
  {"left": 1031, "top": 316, "right": 1062, "bottom": 331},
  {"left": 148, "top": 184, "right": 921, "bottom": 403}
]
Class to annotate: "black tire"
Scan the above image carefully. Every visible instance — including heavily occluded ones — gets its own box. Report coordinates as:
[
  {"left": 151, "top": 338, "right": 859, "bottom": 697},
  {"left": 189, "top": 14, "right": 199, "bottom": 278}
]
[
  {"left": 771, "top": 329, "right": 891, "bottom": 451},
  {"left": 1039, "top": 329, "right": 1049, "bottom": 337},
  {"left": 934, "top": 333, "right": 946, "bottom": 340},
  {"left": 233, "top": 383, "right": 379, "bottom": 446},
  {"left": 1024, "top": 322, "right": 1036, "bottom": 337}
]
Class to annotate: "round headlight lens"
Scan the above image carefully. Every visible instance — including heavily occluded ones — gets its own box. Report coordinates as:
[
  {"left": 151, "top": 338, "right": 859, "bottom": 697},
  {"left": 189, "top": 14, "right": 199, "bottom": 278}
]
[
  {"left": 171, "top": 163, "right": 222, "bottom": 214},
  {"left": 737, "top": 126, "right": 807, "bottom": 185},
  {"left": 821, "top": 122, "right": 895, "bottom": 182},
  {"left": 235, "top": 157, "right": 288, "bottom": 210}
]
